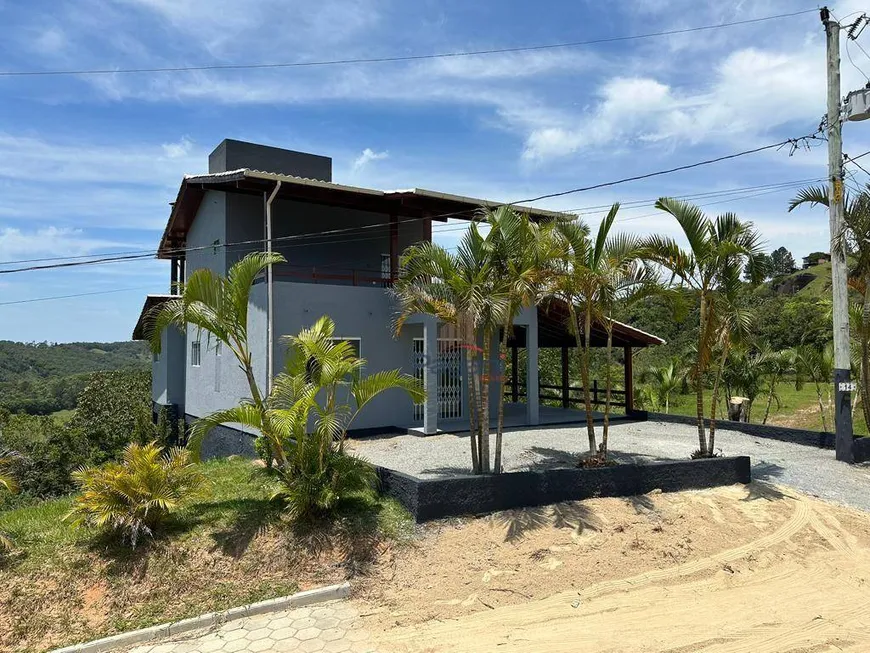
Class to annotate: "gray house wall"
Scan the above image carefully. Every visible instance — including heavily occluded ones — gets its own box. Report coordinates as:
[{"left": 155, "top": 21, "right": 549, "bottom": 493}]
[
  {"left": 271, "top": 281, "right": 421, "bottom": 430},
  {"left": 225, "top": 196, "right": 429, "bottom": 280},
  {"left": 152, "top": 326, "right": 186, "bottom": 409}
]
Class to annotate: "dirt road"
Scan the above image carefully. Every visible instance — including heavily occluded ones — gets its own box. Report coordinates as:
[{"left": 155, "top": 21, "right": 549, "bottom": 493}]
[{"left": 361, "top": 485, "right": 870, "bottom": 652}]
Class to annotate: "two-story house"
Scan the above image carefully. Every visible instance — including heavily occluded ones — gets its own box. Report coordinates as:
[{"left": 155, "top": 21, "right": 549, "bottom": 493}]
[{"left": 133, "top": 139, "right": 662, "bottom": 457}]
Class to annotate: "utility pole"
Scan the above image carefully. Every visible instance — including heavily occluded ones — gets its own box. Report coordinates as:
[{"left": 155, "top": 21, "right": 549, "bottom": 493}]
[{"left": 822, "top": 7, "right": 855, "bottom": 463}]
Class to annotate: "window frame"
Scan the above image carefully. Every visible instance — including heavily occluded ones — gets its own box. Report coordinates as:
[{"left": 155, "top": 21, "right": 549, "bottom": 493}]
[{"left": 191, "top": 341, "right": 202, "bottom": 367}]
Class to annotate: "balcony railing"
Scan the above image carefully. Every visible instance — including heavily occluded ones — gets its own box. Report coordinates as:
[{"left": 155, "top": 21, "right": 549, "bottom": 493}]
[
  {"left": 268, "top": 263, "right": 394, "bottom": 287},
  {"left": 507, "top": 380, "right": 627, "bottom": 409}
]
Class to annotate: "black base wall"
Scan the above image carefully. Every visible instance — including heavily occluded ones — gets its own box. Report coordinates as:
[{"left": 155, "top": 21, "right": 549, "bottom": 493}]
[
  {"left": 378, "top": 456, "right": 751, "bottom": 522},
  {"left": 629, "top": 410, "right": 835, "bottom": 449}
]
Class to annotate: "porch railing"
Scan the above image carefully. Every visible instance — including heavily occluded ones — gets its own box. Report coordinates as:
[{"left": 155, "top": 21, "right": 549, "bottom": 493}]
[
  {"left": 506, "top": 380, "right": 627, "bottom": 409},
  {"left": 266, "top": 263, "right": 394, "bottom": 287}
]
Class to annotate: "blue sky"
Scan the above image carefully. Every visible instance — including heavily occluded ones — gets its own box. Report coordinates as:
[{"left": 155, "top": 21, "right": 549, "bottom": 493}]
[{"left": 0, "top": 0, "right": 867, "bottom": 342}]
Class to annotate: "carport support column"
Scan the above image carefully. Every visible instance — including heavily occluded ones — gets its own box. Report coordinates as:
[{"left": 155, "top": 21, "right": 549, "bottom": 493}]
[
  {"left": 624, "top": 346, "right": 634, "bottom": 413},
  {"left": 526, "top": 315, "right": 540, "bottom": 425},
  {"left": 423, "top": 316, "right": 439, "bottom": 435}
]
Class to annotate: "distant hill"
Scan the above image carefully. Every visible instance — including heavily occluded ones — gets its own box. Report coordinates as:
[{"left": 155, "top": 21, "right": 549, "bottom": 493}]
[
  {"left": 0, "top": 340, "right": 149, "bottom": 383},
  {"left": 768, "top": 262, "right": 832, "bottom": 298},
  {"left": 0, "top": 341, "right": 149, "bottom": 416}
]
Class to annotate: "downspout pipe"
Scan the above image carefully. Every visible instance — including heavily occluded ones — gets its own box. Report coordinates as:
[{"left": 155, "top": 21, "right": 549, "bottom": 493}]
[{"left": 265, "top": 180, "right": 282, "bottom": 394}]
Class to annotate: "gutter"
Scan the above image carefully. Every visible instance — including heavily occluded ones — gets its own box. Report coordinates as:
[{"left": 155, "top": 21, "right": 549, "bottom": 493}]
[{"left": 265, "top": 180, "right": 282, "bottom": 392}]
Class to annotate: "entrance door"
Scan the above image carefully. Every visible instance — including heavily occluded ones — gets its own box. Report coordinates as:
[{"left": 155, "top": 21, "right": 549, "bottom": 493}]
[{"left": 413, "top": 338, "right": 463, "bottom": 420}]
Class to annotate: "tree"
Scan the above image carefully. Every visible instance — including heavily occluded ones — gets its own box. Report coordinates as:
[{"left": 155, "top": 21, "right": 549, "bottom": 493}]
[
  {"left": 486, "top": 208, "right": 561, "bottom": 471},
  {"left": 394, "top": 224, "right": 509, "bottom": 474},
  {"left": 757, "top": 346, "right": 796, "bottom": 425},
  {"left": 770, "top": 246, "right": 797, "bottom": 276},
  {"left": 790, "top": 184, "right": 870, "bottom": 431},
  {"left": 149, "top": 252, "right": 291, "bottom": 467},
  {"left": 642, "top": 198, "right": 766, "bottom": 456},
  {"left": 191, "top": 316, "right": 422, "bottom": 519},
  {"left": 744, "top": 253, "right": 772, "bottom": 281},
  {"left": 642, "top": 359, "right": 686, "bottom": 414},
  {"left": 795, "top": 343, "right": 834, "bottom": 432}
]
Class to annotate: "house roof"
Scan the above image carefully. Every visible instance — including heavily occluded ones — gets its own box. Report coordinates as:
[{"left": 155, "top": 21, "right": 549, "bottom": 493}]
[
  {"left": 505, "top": 301, "right": 666, "bottom": 349},
  {"left": 132, "top": 294, "right": 178, "bottom": 340},
  {"left": 158, "top": 168, "right": 573, "bottom": 258}
]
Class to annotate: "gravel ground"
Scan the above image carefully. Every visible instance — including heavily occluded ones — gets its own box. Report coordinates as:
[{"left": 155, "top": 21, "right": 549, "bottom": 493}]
[{"left": 347, "top": 420, "right": 870, "bottom": 513}]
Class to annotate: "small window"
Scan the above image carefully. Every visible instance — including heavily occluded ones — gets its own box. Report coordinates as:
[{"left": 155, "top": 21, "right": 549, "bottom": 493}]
[
  {"left": 191, "top": 341, "right": 201, "bottom": 367},
  {"left": 152, "top": 351, "right": 160, "bottom": 364}
]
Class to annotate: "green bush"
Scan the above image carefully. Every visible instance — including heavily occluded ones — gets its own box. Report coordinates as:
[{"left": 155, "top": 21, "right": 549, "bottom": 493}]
[
  {"left": 271, "top": 445, "right": 377, "bottom": 520},
  {"left": 65, "top": 442, "right": 208, "bottom": 547}
]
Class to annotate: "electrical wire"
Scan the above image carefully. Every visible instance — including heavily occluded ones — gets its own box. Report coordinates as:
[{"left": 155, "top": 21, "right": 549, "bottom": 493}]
[
  {"left": 846, "top": 38, "right": 870, "bottom": 82},
  {"left": 0, "top": 8, "right": 818, "bottom": 78},
  {"left": 0, "top": 129, "right": 826, "bottom": 276},
  {"left": 0, "top": 285, "right": 154, "bottom": 306},
  {"left": 0, "top": 178, "right": 822, "bottom": 305}
]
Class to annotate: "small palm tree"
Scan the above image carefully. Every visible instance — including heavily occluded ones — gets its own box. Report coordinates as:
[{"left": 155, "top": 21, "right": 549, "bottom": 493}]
[
  {"left": 394, "top": 224, "right": 509, "bottom": 474},
  {"left": 795, "top": 343, "right": 835, "bottom": 433},
  {"left": 191, "top": 316, "right": 423, "bottom": 519},
  {"left": 149, "top": 251, "right": 288, "bottom": 466},
  {"left": 0, "top": 451, "right": 18, "bottom": 554},
  {"left": 487, "top": 207, "right": 562, "bottom": 471},
  {"left": 642, "top": 199, "right": 766, "bottom": 456},
  {"left": 65, "top": 442, "right": 208, "bottom": 547},
  {"left": 643, "top": 359, "right": 686, "bottom": 414},
  {"left": 760, "top": 346, "right": 797, "bottom": 425}
]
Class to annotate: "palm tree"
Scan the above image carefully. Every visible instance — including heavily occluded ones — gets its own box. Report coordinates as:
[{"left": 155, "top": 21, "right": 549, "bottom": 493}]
[
  {"left": 760, "top": 346, "right": 797, "bottom": 425},
  {"left": 394, "top": 224, "right": 509, "bottom": 474},
  {"left": 789, "top": 185, "right": 870, "bottom": 430},
  {"left": 191, "top": 316, "right": 422, "bottom": 519},
  {"left": 643, "top": 359, "right": 686, "bottom": 414},
  {"left": 548, "top": 213, "right": 601, "bottom": 455},
  {"left": 795, "top": 343, "right": 835, "bottom": 432},
  {"left": 486, "top": 207, "right": 562, "bottom": 471},
  {"left": 148, "top": 251, "right": 290, "bottom": 466},
  {"left": 642, "top": 199, "right": 767, "bottom": 456}
]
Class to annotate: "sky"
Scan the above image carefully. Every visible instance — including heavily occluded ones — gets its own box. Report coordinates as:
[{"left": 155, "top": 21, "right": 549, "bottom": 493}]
[{"left": 0, "top": 0, "right": 868, "bottom": 342}]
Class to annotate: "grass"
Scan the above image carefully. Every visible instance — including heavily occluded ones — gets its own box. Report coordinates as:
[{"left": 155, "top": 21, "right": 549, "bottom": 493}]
[
  {"left": 49, "top": 409, "right": 75, "bottom": 425},
  {"left": 0, "top": 457, "right": 413, "bottom": 652},
  {"left": 657, "top": 378, "right": 870, "bottom": 436}
]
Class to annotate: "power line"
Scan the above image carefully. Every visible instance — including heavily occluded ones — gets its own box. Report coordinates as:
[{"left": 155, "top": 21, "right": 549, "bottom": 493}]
[
  {"left": 0, "top": 177, "right": 824, "bottom": 268},
  {"left": 518, "top": 136, "right": 825, "bottom": 204},
  {"left": 0, "top": 179, "right": 824, "bottom": 305},
  {"left": 0, "top": 285, "right": 153, "bottom": 307},
  {"left": 0, "top": 8, "right": 817, "bottom": 78},
  {"left": 0, "top": 129, "right": 825, "bottom": 276},
  {"left": 846, "top": 152, "right": 870, "bottom": 178}
]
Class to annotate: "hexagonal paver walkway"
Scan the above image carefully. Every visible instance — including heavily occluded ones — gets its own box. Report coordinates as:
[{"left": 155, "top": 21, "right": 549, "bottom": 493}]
[{"left": 126, "top": 601, "right": 376, "bottom": 653}]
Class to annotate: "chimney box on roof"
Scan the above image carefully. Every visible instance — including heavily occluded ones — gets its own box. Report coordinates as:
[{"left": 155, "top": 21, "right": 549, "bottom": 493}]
[{"left": 208, "top": 139, "right": 332, "bottom": 181}]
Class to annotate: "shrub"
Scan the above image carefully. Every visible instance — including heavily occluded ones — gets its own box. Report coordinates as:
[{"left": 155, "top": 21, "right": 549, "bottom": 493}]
[
  {"left": 65, "top": 442, "right": 208, "bottom": 546},
  {"left": 66, "top": 368, "right": 153, "bottom": 464},
  {"left": 271, "top": 444, "right": 377, "bottom": 520},
  {"left": 0, "top": 451, "right": 18, "bottom": 554}
]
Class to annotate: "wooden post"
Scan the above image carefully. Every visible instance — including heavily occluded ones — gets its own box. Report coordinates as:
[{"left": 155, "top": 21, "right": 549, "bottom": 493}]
[
  {"left": 170, "top": 257, "right": 178, "bottom": 294},
  {"left": 561, "top": 346, "right": 569, "bottom": 408},
  {"left": 511, "top": 345, "right": 519, "bottom": 402},
  {"left": 624, "top": 345, "right": 634, "bottom": 412}
]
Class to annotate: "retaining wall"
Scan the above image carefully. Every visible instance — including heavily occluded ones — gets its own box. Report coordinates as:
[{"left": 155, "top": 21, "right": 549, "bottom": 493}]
[{"left": 377, "top": 456, "right": 751, "bottom": 522}]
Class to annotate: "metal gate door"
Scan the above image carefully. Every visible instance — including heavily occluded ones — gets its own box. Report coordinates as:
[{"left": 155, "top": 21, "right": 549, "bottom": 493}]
[{"left": 413, "top": 338, "right": 463, "bottom": 420}]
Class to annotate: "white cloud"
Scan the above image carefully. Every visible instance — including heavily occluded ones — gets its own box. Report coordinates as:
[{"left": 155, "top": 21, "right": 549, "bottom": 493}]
[
  {"left": 161, "top": 136, "right": 194, "bottom": 159},
  {"left": 0, "top": 226, "right": 133, "bottom": 262},
  {"left": 352, "top": 148, "right": 389, "bottom": 170}
]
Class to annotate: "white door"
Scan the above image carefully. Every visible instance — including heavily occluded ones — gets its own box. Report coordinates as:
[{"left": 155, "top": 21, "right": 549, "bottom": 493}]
[{"left": 413, "top": 338, "right": 463, "bottom": 420}]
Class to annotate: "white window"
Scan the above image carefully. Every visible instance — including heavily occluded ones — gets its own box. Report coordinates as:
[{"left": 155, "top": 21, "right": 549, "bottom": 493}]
[
  {"left": 331, "top": 338, "right": 361, "bottom": 358},
  {"left": 191, "top": 341, "right": 201, "bottom": 367}
]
